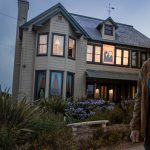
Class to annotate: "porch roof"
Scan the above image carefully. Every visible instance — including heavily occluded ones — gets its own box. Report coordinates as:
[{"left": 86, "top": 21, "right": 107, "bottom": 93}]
[{"left": 86, "top": 69, "right": 138, "bottom": 81}]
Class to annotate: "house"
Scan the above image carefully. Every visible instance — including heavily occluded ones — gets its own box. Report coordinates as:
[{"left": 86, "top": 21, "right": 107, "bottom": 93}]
[{"left": 12, "top": 0, "right": 150, "bottom": 103}]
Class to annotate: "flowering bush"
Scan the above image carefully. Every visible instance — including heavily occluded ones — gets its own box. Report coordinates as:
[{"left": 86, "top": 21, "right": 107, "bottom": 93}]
[{"left": 65, "top": 99, "right": 115, "bottom": 122}]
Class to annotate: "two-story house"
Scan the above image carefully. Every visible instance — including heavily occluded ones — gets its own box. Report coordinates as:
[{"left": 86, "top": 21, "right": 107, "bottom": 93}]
[{"left": 12, "top": 0, "right": 150, "bottom": 102}]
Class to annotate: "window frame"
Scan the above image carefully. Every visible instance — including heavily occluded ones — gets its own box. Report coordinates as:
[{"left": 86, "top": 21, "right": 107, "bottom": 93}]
[
  {"left": 86, "top": 44, "right": 101, "bottom": 64},
  {"left": 66, "top": 72, "right": 75, "bottom": 98},
  {"left": 68, "top": 36, "right": 76, "bottom": 60},
  {"left": 115, "top": 49, "right": 129, "bottom": 67},
  {"left": 49, "top": 70, "right": 64, "bottom": 97},
  {"left": 141, "top": 52, "right": 147, "bottom": 67},
  {"left": 51, "top": 33, "right": 66, "bottom": 57},
  {"left": 37, "top": 33, "right": 49, "bottom": 56},
  {"left": 104, "top": 24, "right": 113, "bottom": 36},
  {"left": 131, "top": 50, "right": 139, "bottom": 68},
  {"left": 34, "top": 70, "right": 46, "bottom": 100}
]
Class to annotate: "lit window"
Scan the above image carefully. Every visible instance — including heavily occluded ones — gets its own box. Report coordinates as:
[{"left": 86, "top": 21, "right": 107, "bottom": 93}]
[
  {"left": 116, "top": 49, "right": 122, "bottom": 65},
  {"left": 66, "top": 72, "right": 74, "bottom": 98},
  {"left": 123, "top": 50, "right": 129, "bottom": 66},
  {"left": 94, "top": 46, "right": 101, "bottom": 63},
  {"left": 105, "top": 24, "right": 113, "bottom": 36},
  {"left": 103, "top": 44, "right": 115, "bottom": 64},
  {"left": 141, "top": 52, "right": 147, "bottom": 66},
  {"left": 37, "top": 34, "right": 48, "bottom": 55},
  {"left": 34, "top": 70, "right": 46, "bottom": 100},
  {"left": 68, "top": 38, "right": 76, "bottom": 59},
  {"left": 87, "top": 45, "right": 93, "bottom": 62},
  {"left": 132, "top": 51, "right": 138, "bottom": 67},
  {"left": 52, "top": 34, "right": 65, "bottom": 56},
  {"left": 50, "top": 71, "right": 63, "bottom": 96}
]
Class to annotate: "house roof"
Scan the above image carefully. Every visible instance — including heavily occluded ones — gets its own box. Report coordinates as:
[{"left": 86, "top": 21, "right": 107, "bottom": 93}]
[
  {"left": 71, "top": 13, "right": 150, "bottom": 48},
  {"left": 21, "top": 3, "right": 150, "bottom": 49},
  {"left": 97, "top": 17, "right": 118, "bottom": 30}
]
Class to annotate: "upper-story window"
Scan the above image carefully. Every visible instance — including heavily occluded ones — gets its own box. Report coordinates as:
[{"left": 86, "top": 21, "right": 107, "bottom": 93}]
[
  {"left": 105, "top": 24, "right": 113, "bottom": 36},
  {"left": 123, "top": 50, "right": 129, "bottom": 66},
  {"left": 141, "top": 52, "right": 147, "bottom": 66},
  {"left": 87, "top": 45, "right": 93, "bottom": 62},
  {"left": 94, "top": 46, "right": 101, "bottom": 63},
  {"left": 131, "top": 51, "right": 139, "bottom": 67},
  {"left": 68, "top": 37, "right": 76, "bottom": 59},
  {"left": 115, "top": 49, "right": 129, "bottom": 66},
  {"left": 52, "top": 33, "right": 65, "bottom": 56},
  {"left": 102, "top": 44, "right": 115, "bottom": 64},
  {"left": 86, "top": 45, "right": 101, "bottom": 63},
  {"left": 37, "top": 33, "right": 48, "bottom": 56}
]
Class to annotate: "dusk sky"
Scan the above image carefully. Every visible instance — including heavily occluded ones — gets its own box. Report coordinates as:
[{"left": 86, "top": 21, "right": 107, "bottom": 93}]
[{"left": 0, "top": 0, "right": 150, "bottom": 92}]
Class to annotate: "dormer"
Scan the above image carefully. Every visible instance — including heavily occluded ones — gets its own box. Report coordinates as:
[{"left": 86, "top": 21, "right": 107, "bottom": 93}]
[{"left": 97, "top": 17, "right": 118, "bottom": 40}]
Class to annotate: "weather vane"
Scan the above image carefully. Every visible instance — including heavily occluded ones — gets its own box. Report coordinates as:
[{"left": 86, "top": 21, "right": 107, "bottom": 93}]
[{"left": 107, "top": 3, "right": 115, "bottom": 17}]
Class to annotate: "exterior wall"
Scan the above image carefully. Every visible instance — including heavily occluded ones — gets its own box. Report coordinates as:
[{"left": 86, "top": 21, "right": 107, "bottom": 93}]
[
  {"left": 101, "top": 20, "right": 115, "bottom": 40},
  {"left": 19, "top": 28, "right": 36, "bottom": 102}
]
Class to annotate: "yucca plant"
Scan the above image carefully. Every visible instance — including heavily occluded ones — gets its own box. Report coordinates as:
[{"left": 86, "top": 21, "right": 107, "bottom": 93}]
[
  {"left": 0, "top": 93, "right": 38, "bottom": 149},
  {"left": 39, "top": 96, "right": 67, "bottom": 114}
]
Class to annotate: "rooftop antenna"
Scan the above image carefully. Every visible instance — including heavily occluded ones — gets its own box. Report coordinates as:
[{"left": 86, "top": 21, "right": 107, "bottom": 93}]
[{"left": 107, "top": 3, "right": 115, "bottom": 17}]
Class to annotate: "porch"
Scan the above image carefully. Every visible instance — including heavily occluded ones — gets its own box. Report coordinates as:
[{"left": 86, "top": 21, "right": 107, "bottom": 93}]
[{"left": 86, "top": 69, "right": 138, "bottom": 102}]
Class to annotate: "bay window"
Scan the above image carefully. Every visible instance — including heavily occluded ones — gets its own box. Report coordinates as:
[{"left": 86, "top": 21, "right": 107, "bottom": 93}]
[
  {"left": 37, "top": 33, "right": 48, "bottom": 56},
  {"left": 49, "top": 71, "right": 63, "bottom": 96},
  {"left": 66, "top": 72, "right": 74, "bottom": 98},
  {"left": 68, "top": 37, "right": 76, "bottom": 59},
  {"left": 34, "top": 70, "right": 46, "bottom": 100},
  {"left": 52, "top": 33, "right": 65, "bottom": 56}
]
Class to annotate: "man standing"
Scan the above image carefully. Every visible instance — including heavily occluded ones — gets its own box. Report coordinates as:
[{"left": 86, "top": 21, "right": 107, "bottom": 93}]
[{"left": 130, "top": 58, "right": 150, "bottom": 149}]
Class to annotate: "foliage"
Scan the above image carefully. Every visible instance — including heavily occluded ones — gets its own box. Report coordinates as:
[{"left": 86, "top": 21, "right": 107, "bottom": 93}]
[
  {"left": 39, "top": 96, "right": 67, "bottom": 115},
  {"left": 0, "top": 94, "right": 75, "bottom": 150}
]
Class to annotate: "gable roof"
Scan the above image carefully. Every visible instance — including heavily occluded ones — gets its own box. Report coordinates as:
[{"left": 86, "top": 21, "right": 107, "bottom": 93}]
[
  {"left": 71, "top": 13, "right": 150, "bottom": 48},
  {"left": 21, "top": 3, "right": 150, "bottom": 49},
  {"left": 97, "top": 17, "right": 118, "bottom": 29},
  {"left": 21, "top": 3, "right": 90, "bottom": 38}
]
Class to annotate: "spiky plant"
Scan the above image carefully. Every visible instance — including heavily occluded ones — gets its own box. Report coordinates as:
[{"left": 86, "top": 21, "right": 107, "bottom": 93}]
[{"left": 0, "top": 93, "right": 38, "bottom": 149}]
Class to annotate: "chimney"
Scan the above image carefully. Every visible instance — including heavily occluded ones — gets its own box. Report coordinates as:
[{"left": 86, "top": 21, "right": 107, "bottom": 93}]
[
  {"left": 18, "top": 0, "right": 29, "bottom": 27},
  {"left": 12, "top": 0, "right": 29, "bottom": 100}
]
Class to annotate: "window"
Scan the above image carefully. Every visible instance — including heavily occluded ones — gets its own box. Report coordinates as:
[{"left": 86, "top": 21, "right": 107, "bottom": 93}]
[
  {"left": 105, "top": 24, "right": 113, "bottom": 36},
  {"left": 87, "top": 45, "right": 93, "bottom": 62},
  {"left": 37, "top": 33, "right": 48, "bottom": 55},
  {"left": 66, "top": 72, "right": 74, "bottom": 98},
  {"left": 68, "top": 37, "right": 76, "bottom": 59},
  {"left": 94, "top": 46, "right": 101, "bottom": 63},
  {"left": 34, "top": 70, "right": 46, "bottom": 100},
  {"left": 132, "top": 51, "right": 138, "bottom": 67},
  {"left": 141, "top": 52, "right": 147, "bottom": 66},
  {"left": 115, "top": 49, "right": 129, "bottom": 66},
  {"left": 123, "top": 50, "right": 129, "bottom": 66},
  {"left": 103, "top": 44, "right": 115, "bottom": 64},
  {"left": 50, "top": 71, "right": 63, "bottom": 96},
  {"left": 116, "top": 49, "right": 122, "bottom": 65},
  {"left": 52, "top": 34, "right": 65, "bottom": 56},
  {"left": 87, "top": 84, "right": 94, "bottom": 98}
]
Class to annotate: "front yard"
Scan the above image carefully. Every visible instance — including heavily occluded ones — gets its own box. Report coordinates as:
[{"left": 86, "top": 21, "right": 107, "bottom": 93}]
[{"left": 0, "top": 93, "right": 143, "bottom": 150}]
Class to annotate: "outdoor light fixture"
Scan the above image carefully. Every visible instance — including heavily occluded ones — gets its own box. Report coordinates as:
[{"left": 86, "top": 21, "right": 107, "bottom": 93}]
[{"left": 95, "top": 88, "right": 100, "bottom": 98}]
